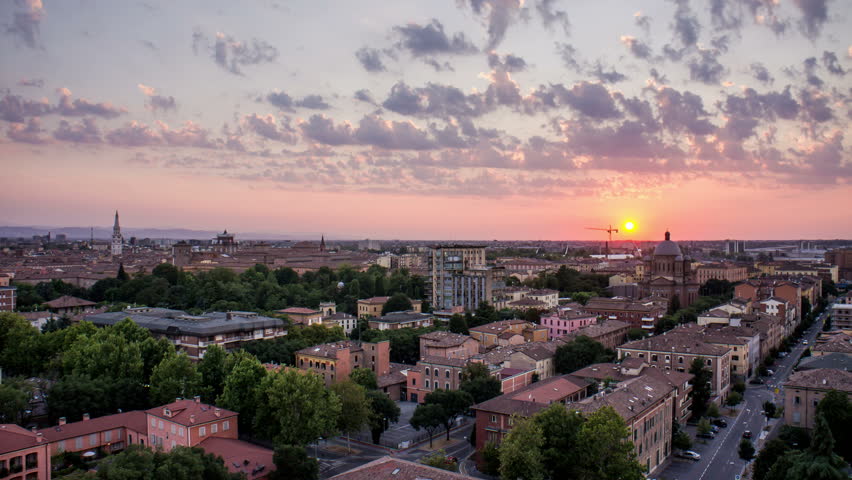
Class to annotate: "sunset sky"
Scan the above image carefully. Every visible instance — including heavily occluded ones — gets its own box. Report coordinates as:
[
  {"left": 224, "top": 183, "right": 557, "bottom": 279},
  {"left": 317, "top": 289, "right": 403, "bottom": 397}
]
[{"left": 1, "top": 0, "right": 850, "bottom": 240}]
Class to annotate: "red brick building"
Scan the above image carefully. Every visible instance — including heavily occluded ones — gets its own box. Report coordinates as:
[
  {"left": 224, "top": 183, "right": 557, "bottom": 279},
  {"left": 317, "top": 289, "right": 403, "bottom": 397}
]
[
  {"left": 0, "top": 424, "right": 51, "bottom": 480},
  {"left": 295, "top": 340, "right": 391, "bottom": 386}
]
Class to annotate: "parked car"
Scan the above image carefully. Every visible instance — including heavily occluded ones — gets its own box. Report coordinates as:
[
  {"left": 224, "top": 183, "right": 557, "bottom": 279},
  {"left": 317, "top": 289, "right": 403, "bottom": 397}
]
[
  {"left": 698, "top": 432, "right": 716, "bottom": 439},
  {"left": 710, "top": 425, "right": 720, "bottom": 434},
  {"left": 767, "top": 369, "right": 775, "bottom": 375},
  {"left": 712, "top": 419, "right": 728, "bottom": 428},
  {"left": 679, "top": 450, "right": 701, "bottom": 461},
  {"left": 743, "top": 431, "right": 753, "bottom": 439},
  {"left": 750, "top": 378, "right": 765, "bottom": 385},
  {"left": 803, "top": 340, "right": 809, "bottom": 345}
]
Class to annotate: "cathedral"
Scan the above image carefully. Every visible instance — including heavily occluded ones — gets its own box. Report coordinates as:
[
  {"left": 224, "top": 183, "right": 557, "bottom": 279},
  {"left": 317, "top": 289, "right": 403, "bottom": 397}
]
[{"left": 639, "top": 231, "right": 699, "bottom": 307}]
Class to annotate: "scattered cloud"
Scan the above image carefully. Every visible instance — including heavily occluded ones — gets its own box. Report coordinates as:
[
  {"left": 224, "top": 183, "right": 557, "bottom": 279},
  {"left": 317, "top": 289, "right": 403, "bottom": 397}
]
[
  {"left": 265, "top": 91, "right": 331, "bottom": 111},
  {"left": 355, "top": 47, "right": 386, "bottom": 72},
  {"left": 392, "top": 19, "right": 478, "bottom": 57},
  {"left": 6, "top": 0, "right": 45, "bottom": 49},
  {"left": 793, "top": 0, "right": 829, "bottom": 40},
  {"left": 53, "top": 118, "right": 102, "bottom": 143},
  {"left": 17, "top": 78, "right": 43, "bottom": 88},
  {"left": 138, "top": 84, "right": 177, "bottom": 112},
  {"left": 459, "top": 0, "right": 524, "bottom": 50},
  {"left": 6, "top": 117, "right": 47, "bottom": 144},
  {"left": 192, "top": 29, "right": 279, "bottom": 75}
]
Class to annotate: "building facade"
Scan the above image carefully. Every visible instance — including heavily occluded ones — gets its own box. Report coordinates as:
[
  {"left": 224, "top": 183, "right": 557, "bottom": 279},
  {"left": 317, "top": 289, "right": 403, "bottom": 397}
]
[
  {"left": 295, "top": 340, "right": 391, "bottom": 386},
  {"left": 638, "top": 232, "right": 700, "bottom": 308},
  {"left": 0, "top": 424, "right": 50, "bottom": 480},
  {"left": 784, "top": 368, "right": 852, "bottom": 430},
  {"left": 111, "top": 211, "right": 123, "bottom": 256},
  {"left": 429, "top": 245, "right": 505, "bottom": 311}
]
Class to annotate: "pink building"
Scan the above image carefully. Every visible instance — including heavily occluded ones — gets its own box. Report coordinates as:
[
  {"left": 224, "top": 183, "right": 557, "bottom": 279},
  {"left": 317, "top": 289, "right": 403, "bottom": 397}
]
[
  {"left": 38, "top": 412, "right": 148, "bottom": 457},
  {"left": 145, "top": 398, "right": 238, "bottom": 451},
  {"left": 540, "top": 311, "right": 597, "bottom": 339},
  {"left": 0, "top": 424, "right": 51, "bottom": 480}
]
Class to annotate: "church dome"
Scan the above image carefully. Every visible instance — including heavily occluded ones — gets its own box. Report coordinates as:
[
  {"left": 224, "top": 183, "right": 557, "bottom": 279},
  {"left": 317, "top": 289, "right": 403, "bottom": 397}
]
[{"left": 653, "top": 231, "right": 683, "bottom": 256}]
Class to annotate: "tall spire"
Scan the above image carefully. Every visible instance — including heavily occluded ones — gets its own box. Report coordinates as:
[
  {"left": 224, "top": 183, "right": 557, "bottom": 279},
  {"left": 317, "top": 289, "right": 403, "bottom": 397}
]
[
  {"left": 320, "top": 235, "right": 326, "bottom": 253},
  {"left": 114, "top": 210, "right": 120, "bottom": 230}
]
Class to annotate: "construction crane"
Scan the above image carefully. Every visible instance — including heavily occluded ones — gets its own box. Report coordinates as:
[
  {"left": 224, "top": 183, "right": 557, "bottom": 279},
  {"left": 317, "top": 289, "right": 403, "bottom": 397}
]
[{"left": 586, "top": 224, "right": 618, "bottom": 259}]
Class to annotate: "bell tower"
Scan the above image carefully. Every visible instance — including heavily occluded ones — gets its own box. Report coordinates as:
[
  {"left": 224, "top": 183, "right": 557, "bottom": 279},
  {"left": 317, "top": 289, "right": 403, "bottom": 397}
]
[{"left": 111, "top": 211, "right": 123, "bottom": 256}]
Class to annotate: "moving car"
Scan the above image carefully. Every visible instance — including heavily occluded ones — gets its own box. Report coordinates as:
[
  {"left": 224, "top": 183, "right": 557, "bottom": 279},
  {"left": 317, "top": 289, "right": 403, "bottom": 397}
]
[
  {"left": 803, "top": 340, "right": 809, "bottom": 345},
  {"left": 743, "top": 431, "right": 753, "bottom": 439},
  {"left": 679, "top": 450, "right": 701, "bottom": 461}
]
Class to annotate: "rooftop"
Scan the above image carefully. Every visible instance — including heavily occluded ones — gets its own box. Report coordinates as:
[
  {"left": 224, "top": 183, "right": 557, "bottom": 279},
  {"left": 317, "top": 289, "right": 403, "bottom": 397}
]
[
  {"left": 374, "top": 311, "right": 432, "bottom": 323},
  {"left": 45, "top": 295, "right": 96, "bottom": 309},
  {"left": 419, "top": 331, "right": 474, "bottom": 347},
  {"left": 38, "top": 411, "right": 148, "bottom": 442},
  {"left": 619, "top": 331, "right": 731, "bottom": 357},
  {"left": 145, "top": 399, "right": 238, "bottom": 427},
  {"left": 784, "top": 368, "right": 852, "bottom": 392},
  {"left": 0, "top": 424, "right": 44, "bottom": 455},
  {"left": 86, "top": 309, "right": 285, "bottom": 337},
  {"left": 330, "top": 456, "right": 475, "bottom": 480},
  {"left": 277, "top": 307, "right": 321, "bottom": 315},
  {"left": 199, "top": 437, "right": 273, "bottom": 480},
  {"left": 571, "top": 374, "right": 676, "bottom": 421}
]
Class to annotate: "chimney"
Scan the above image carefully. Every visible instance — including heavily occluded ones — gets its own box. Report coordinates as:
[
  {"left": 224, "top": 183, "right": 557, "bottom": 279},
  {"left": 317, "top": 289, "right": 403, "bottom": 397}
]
[
  {"left": 214, "top": 408, "right": 221, "bottom": 417},
  {"left": 36, "top": 433, "right": 44, "bottom": 443},
  {"left": 190, "top": 415, "right": 196, "bottom": 424},
  {"left": 83, "top": 413, "right": 90, "bottom": 421},
  {"left": 59, "top": 417, "right": 66, "bottom": 426},
  {"left": 194, "top": 395, "right": 201, "bottom": 403}
]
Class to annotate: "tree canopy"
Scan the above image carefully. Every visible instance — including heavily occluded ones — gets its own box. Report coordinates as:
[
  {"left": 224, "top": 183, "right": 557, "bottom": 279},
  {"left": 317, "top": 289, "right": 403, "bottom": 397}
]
[
  {"left": 554, "top": 336, "right": 615, "bottom": 374},
  {"left": 688, "top": 357, "right": 713, "bottom": 418}
]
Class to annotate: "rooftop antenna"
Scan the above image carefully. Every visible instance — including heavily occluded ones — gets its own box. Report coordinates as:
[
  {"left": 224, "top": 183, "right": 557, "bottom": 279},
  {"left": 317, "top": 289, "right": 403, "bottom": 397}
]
[{"left": 585, "top": 224, "right": 619, "bottom": 259}]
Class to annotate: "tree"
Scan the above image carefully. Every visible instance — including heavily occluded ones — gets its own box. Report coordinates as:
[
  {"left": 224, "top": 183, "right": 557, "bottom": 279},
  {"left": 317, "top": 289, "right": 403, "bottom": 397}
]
[
  {"left": 673, "top": 429, "right": 692, "bottom": 451},
  {"left": 254, "top": 369, "right": 341, "bottom": 446},
  {"left": 349, "top": 367, "right": 378, "bottom": 390},
  {"left": 117, "top": 263, "right": 130, "bottom": 282},
  {"left": 532, "top": 403, "right": 584, "bottom": 478},
  {"left": 448, "top": 314, "right": 469, "bottom": 335},
  {"left": 381, "top": 293, "right": 413, "bottom": 315},
  {"left": 739, "top": 439, "right": 756, "bottom": 461},
  {"left": 459, "top": 363, "right": 502, "bottom": 404},
  {"left": 754, "top": 439, "right": 790, "bottom": 480},
  {"left": 697, "top": 417, "right": 712, "bottom": 435},
  {"left": 576, "top": 406, "right": 645, "bottom": 480},
  {"left": 772, "top": 413, "right": 846, "bottom": 480},
  {"left": 216, "top": 352, "right": 267, "bottom": 433},
  {"left": 726, "top": 391, "right": 743, "bottom": 407},
  {"left": 763, "top": 401, "right": 777, "bottom": 419},
  {"left": 554, "top": 336, "right": 615, "bottom": 374},
  {"left": 410, "top": 404, "right": 443, "bottom": 448},
  {"left": 269, "top": 445, "right": 319, "bottom": 480},
  {"left": 626, "top": 328, "right": 646, "bottom": 341},
  {"left": 816, "top": 390, "right": 852, "bottom": 461},
  {"left": 667, "top": 295, "right": 681, "bottom": 315},
  {"left": 471, "top": 301, "right": 499, "bottom": 327},
  {"left": 479, "top": 442, "right": 501, "bottom": 476},
  {"left": 0, "top": 380, "right": 31, "bottom": 424},
  {"left": 499, "top": 416, "right": 545, "bottom": 480},
  {"left": 97, "top": 445, "right": 241, "bottom": 480},
  {"left": 329, "top": 381, "right": 370, "bottom": 453},
  {"left": 149, "top": 353, "right": 203, "bottom": 405},
  {"left": 197, "top": 345, "right": 228, "bottom": 403},
  {"left": 706, "top": 402, "right": 721, "bottom": 418},
  {"left": 366, "top": 390, "right": 400, "bottom": 444},
  {"left": 732, "top": 381, "right": 746, "bottom": 394},
  {"left": 689, "top": 357, "right": 713, "bottom": 418},
  {"left": 423, "top": 389, "right": 474, "bottom": 440},
  {"left": 420, "top": 450, "right": 457, "bottom": 472}
]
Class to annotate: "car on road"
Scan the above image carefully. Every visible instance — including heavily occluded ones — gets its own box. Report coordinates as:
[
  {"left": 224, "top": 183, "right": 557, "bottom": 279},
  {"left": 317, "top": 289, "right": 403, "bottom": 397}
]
[
  {"left": 803, "top": 340, "right": 809, "bottom": 345},
  {"left": 697, "top": 432, "right": 716, "bottom": 439},
  {"left": 710, "top": 425, "right": 720, "bottom": 434},
  {"left": 679, "top": 450, "right": 701, "bottom": 461},
  {"left": 767, "top": 369, "right": 775, "bottom": 375},
  {"left": 712, "top": 419, "right": 728, "bottom": 428},
  {"left": 743, "top": 431, "right": 753, "bottom": 439},
  {"left": 750, "top": 378, "right": 765, "bottom": 385}
]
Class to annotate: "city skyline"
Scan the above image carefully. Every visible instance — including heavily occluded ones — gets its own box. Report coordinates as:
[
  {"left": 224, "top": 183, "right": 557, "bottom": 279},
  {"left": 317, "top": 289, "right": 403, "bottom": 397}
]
[{"left": 2, "top": 1, "right": 851, "bottom": 240}]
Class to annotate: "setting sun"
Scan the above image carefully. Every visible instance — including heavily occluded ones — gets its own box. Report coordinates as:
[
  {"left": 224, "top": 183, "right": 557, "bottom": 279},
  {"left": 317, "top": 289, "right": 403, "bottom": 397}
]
[{"left": 625, "top": 221, "right": 635, "bottom": 231}]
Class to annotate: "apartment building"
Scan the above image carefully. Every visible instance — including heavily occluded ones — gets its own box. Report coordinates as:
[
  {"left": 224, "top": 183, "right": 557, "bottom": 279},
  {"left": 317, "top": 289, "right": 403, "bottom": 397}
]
[
  {"left": 618, "top": 331, "right": 732, "bottom": 403},
  {"left": 295, "top": 340, "right": 391, "bottom": 386},
  {"left": 429, "top": 245, "right": 505, "bottom": 311},
  {"left": 419, "top": 331, "right": 480, "bottom": 359},
  {"left": 566, "top": 319, "right": 632, "bottom": 350},
  {"left": 469, "top": 320, "right": 548, "bottom": 348},
  {"left": 367, "top": 311, "right": 433, "bottom": 331},
  {"left": 539, "top": 310, "right": 597, "bottom": 339},
  {"left": 695, "top": 263, "right": 748, "bottom": 284},
  {"left": 276, "top": 307, "right": 323, "bottom": 326},
  {"left": 405, "top": 356, "right": 468, "bottom": 403},
  {"left": 582, "top": 297, "right": 666, "bottom": 330},
  {"left": 357, "top": 296, "right": 423, "bottom": 320},
  {"left": 831, "top": 302, "right": 852, "bottom": 330},
  {"left": 39, "top": 412, "right": 148, "bottom": 456},
  {"left": 86, "top": 308, "right": 287, "bottom": 360},
  {"left": 784, "top": 368, "right": 852, "bottom": 429},
  {"left": 0, "top": 424, "right": 50, "bottom": 480}
]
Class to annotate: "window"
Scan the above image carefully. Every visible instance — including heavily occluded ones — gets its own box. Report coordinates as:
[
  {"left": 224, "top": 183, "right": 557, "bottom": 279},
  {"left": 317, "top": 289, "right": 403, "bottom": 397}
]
[
  {"left": 706, "top": 359, "right": 712, "bottom": 366},
  {"left": 678, "top": 356, "right": 684, "bottom": 364},
  {"left": 158, "top": 420, "right": 164, "bottom": 430},
  {"left": 212, "top": 423, "right": 218, "bottom": 434},
  {"left": 58, "top": 441, "right": 65, "bottom": 452},
  {"left": 151, "top": 418, "right": 157, "bottom": 427},
  {"left": 446, "top": 370, "right": 450, "bottom": 378},
  {"left": 795, "top": 396, "right": 800, "bottom": 405},
  {"left": 200, "top": 426, "right": 207, "bottom": 437},
  {"left": 434, "top": 368, "right": 439, "bottom": 377},
  {"left": 25, "top": 453, "right": 37, "bottom": 469},
  {"left": 412, "top": 378, "right": 417, "bottom": 386},
  {"left": 89, "top": 434, "right": 97, "bottom": 446},
  {"left": 223, "top": 421, "right": 230, "bottom": 431},
  {"left": 638, "top": 353, "right": 644, "bottom": 358},
  {"left": 732, "top": 355, "right": 739, "bottom": 361},
  {"left": 793, "top": 412, "right": 801, "bottom": 423},
  {"left": 171, "top": 440, "right": 176, "bottom": 449},
  {"left": 490, "top": 415, "right": 497, "bottom": 423},
  {"left": 665, "top": 355, "right": 671, "bottom": 362},
  {"left": 75, "top": 437, "right": 83, "bottom": 449},
  {"left": 179, "top": 427, "right": 185, "bottom": 437},
  {"left": 171, "top": 424, "right": 176, "bottom": 434},
  {"left": 425, "top": 380, "right": 430, "bottom": 388},
  {"left": 651, "top": 354, "right": 658, "bottom": 361},
  {"left": 9, "top": 456, "right": 22, "bottom": 474},
  {"left": 446, "top": 382, "right": 450, "bottom": 389}
]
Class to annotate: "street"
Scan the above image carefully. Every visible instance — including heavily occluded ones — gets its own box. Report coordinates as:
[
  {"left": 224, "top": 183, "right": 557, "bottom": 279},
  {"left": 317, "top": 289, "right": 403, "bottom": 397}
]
[{"left": 656, "top": 306, "right": 827, "bottom": 480}]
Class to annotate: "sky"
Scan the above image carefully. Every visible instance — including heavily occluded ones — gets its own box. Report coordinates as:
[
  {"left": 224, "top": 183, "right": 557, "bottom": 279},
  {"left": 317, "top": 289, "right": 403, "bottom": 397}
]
[{"left": 1, "top": 0, "right": 850, "bottom": 241}]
